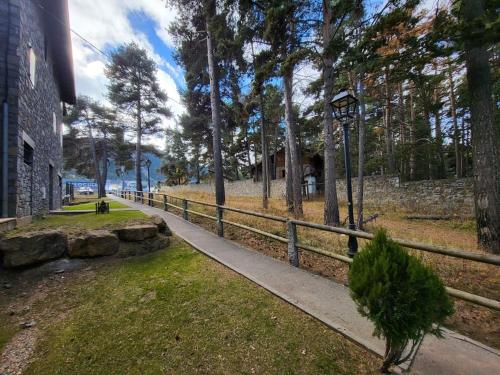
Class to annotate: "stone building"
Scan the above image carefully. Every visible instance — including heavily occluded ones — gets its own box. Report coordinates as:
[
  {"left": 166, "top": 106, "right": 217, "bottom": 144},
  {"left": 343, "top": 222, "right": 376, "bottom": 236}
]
[
  {"left": 0, "top": 0, "right": 75, "bottom": 218},
  {"left": 252, "top": 147, "right": 324, "bottom": 193}
]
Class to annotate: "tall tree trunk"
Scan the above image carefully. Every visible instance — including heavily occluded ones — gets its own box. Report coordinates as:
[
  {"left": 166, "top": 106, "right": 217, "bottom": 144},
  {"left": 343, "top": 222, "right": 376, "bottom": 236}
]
[
  {"left": 87, "top": 123, "right": 102, "bottom": 198},
  {"left": 283, "top": 68, "right": 303, "bottom": 218},
  {"left": 245, "top": 126, "right": 252, "bottom": 177},
  {"left": 409, "top": 84, "right": 416, "bottom": 180},
  {"left": 322, "top": 0, "right": 340, "bottom": 226},
  {"left": 384, "top": 69, "right": 396, "bottom": 174},
  {"left": 206, "top": 7, "right": 225, "bottom": 206},
  {"left": 398, "top": 82, "right": 406, "bottom": 179},
  {"left": 462, "top": 0, "right": 500, "bottom": 253},
  {"left": 448, "top": 64, "right": 461, "bottom": 178},
  {"left": 461, "top": 116, "right": 467, "bottom": 176},
  {"left": 135, "top": 127, "right": 142, "bottom": 192},
  {"left": 285, "top": 137, "right": 293, "bottom": 212},
  {"left": 259, "top": 89, "right": 269, "bottom": 209},
  {"left": 135, "top": 91, "right": 143, "bottom": 193},
  {"left": 357, "top": 68, "right": 366, "bottom": 229},
  {"left": 100, "top": 136, "right": 108, "bottom": 197},
  {"left": 273, "top": 121, "right": 279, "bottom": 180},
  {"left": 423, "top": 100, "right": 432, "bottom": 180},
  {"left": 434, "top": 108, "right": 446, "bottom": 179},
  {"left": 267, "top": 132, "right": 272, "bottom": 197}
]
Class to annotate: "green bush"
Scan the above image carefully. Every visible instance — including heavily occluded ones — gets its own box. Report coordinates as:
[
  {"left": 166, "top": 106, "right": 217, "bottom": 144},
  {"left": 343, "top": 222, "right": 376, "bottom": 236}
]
[{"left": 348, "top": 230, "right": 454, "bottom": 373}]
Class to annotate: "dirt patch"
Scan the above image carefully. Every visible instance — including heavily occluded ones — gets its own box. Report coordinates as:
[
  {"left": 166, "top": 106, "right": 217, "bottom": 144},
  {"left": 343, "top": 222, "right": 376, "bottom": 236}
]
[{"left": 0, "top": 328, "right": 40, "bottom": 375}]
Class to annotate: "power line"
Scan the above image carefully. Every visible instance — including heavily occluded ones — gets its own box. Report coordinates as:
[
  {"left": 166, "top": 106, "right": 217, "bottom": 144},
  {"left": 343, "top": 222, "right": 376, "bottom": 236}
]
[{"left": 34, "top": 0, "right": 185, "bottom": 108}]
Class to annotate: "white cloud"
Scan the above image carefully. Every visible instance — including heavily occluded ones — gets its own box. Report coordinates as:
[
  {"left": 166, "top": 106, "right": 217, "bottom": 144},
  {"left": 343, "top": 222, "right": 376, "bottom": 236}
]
[
  {"left": 68, "top": 0, "right": 185, "bottom": 150},
  {"left": 293, "top": 62, "right": 320, "bottom": 113}
]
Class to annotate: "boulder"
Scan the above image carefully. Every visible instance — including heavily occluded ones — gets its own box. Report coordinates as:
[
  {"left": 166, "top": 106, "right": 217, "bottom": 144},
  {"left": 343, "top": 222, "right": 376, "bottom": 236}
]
[
  {"left": 150, "top": 215, "right": 172, "bottom": 236},
  {"left": 113, "top": 224, "right": 158, "bottom": 242},
  {"left": 0, "top": 230, "right": 67, "bottom": 268},
  {"left": 68, "top": 230, "right": 119, "bottom": 258},
  {"left": 117, "top": 235, "right": 170, "bottom": 257}
]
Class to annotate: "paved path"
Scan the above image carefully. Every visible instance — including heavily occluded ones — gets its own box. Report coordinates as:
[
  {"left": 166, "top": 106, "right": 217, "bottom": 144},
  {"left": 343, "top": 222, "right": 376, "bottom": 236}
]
[{"left": 111, "top": 195, "right": 500, "bottom": 374}]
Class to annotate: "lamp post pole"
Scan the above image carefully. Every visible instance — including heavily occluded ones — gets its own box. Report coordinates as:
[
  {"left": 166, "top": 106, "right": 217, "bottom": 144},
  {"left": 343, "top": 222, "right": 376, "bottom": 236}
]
[
  {"left": 342, "top": 122, "right": 358, "bottom": 257},
  {"left": 145, "top": 159, "right": 152, "bottom": 193},
  {"left": 331, "top": 88, "right": 359, "bottom": 258}
]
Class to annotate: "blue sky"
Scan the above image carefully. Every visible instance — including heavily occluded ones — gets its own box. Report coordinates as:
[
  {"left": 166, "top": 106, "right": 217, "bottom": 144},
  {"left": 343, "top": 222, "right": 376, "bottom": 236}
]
[
  {"left": 67, "top": 0, "right": 439, "bottom": 150},
  {"left": 68, "top": 0, "right": 186, "bottom": 149}
]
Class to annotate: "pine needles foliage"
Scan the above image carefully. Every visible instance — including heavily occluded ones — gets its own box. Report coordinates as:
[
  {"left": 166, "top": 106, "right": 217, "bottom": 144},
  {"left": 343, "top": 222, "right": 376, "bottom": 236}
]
[{"left": 349, "top": 230, "right": 454, "bottom": 373}]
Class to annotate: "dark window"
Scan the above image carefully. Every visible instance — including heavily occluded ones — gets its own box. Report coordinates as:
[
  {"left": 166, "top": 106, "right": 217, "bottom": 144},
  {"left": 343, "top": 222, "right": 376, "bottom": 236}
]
[
  {"left": 281, "top": 170, "right": 285, "bottom": 178},
  {"left": 24, "top": 142, "right": 34, "bottom": 166}
]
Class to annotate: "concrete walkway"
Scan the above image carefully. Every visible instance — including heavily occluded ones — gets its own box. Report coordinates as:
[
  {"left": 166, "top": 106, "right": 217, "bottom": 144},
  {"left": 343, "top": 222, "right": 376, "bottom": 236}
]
[{"left": 111, "top": 195, "right": 500, "bottom": 374}]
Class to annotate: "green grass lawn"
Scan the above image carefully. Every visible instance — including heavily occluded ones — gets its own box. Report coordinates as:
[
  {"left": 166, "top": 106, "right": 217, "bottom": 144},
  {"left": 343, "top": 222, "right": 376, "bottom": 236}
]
[
  {"left": 5, "top": 240, "right": 378, "bottom": 374},
  {"left": 63, "top": 200, "right": 129, "bottom": 211},
  {"left": 6, "top": 211, "right": 149, "bottom": 237}
]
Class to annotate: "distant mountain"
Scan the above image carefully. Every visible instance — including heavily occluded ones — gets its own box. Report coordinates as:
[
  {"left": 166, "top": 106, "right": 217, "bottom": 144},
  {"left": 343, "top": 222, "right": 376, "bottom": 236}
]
[{"left": 64, "top": 152, "right": 166, "bottom": 188}]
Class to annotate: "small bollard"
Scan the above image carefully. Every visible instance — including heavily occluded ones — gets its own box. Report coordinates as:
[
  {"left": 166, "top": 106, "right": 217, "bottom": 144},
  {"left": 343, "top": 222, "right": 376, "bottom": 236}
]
[
  {"left": 287, "top": 221, "right": 299, "bottom": 267},
  {"left": 183, "top": 199, "right": 189, "bottom": 220},
  {"left": 163, "top": 195, "right": 168, "bottom": 211},
  {"left": 216, "top": 206, "right": 224, "bottom": 237}
]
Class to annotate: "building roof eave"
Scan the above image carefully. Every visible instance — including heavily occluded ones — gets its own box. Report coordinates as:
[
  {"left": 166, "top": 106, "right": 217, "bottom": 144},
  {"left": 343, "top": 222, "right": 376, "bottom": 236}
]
[{"left": 42, "top": 0, "right": 76, "bottom": 104}]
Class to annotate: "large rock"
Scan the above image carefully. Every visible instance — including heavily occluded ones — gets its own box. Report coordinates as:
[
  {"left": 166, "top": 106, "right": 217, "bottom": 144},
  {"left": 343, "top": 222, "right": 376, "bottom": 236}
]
[
  {"left": 113, "top": 224, "right": 158, "bottom": 242},
  {"left": 0, "top": 230, "right": 67, "bottom": 268},
  {"left": 117, "top": 235, "right": 170, "bottom": 257},
  {"left": 150, "top": 215, "right": 172, "bottom": 236},
  {"left": 68, "top": 230, "right": 119, "bottom": 258}
]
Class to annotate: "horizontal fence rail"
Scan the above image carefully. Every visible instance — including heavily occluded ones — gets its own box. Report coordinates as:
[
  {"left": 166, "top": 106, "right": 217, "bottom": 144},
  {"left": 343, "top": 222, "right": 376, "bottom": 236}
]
[{"left": 116, "top": 190, "right": 500, "bottom": 311}]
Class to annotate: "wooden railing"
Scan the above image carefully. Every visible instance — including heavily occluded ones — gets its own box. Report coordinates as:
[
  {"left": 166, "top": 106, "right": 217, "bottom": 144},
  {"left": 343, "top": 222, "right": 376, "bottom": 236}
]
[{"left": 116, "top": 190, "right": 500, "bottom": 311}]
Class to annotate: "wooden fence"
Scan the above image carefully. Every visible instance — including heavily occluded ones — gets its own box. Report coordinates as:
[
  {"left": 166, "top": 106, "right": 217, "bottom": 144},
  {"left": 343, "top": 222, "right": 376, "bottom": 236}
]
[{"left": 116, "top": 190, "right": 500, "bottom": 311}]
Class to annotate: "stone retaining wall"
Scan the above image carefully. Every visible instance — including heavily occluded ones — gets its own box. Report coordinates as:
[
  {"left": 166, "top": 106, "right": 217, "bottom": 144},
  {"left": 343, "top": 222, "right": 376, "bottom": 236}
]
[{"left": 161, "top": 176, "right": 475, "bottom": 216}]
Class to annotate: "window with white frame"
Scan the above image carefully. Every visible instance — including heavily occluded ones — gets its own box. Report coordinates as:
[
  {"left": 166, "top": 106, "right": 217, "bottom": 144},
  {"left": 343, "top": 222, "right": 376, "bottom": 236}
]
[
  {"left": 53, "top": 112, "right": 57, "bottom": 133},
  {"left": 28, "top": 47, "right": 37, "bottom": 87}
]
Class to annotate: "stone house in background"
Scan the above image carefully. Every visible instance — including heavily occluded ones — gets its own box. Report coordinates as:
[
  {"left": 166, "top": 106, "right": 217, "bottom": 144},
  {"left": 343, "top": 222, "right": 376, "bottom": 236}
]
[
  {"left": 0, "top": 0, "right": 75, "bottom": 218},
  {"left": 252, "top": 148, "right": 324, "bottom": 193}
]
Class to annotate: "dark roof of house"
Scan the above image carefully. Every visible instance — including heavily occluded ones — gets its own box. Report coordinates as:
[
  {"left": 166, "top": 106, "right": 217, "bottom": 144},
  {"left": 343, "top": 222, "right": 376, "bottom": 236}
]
[{"left": 41, "top": 0, "right": 76, "bottom": 104}]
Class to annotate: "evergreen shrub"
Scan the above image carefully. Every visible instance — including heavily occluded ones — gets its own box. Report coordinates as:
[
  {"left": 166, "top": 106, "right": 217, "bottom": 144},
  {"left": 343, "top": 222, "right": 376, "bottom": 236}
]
[{"left": 348, "top": 230, "right": 454, "bottom": 373}]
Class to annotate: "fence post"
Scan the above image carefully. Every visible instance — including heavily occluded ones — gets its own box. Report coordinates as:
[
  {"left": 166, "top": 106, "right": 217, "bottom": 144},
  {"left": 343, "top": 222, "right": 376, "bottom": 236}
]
[
  {"left": 183, "top": 199, "right": 189, "bottom": 220},
  {"left": 216, "top": 206, "right": 224, "bottom": 237},
  {"left": 141, "top": 192, "right": 144, "bottom": 204},
  {"left": 134, "top": 191, "right": 137, "bottom": 202},
  {"left": 163, "top": 195, "right": 168, "bottom": 211},
  {"left": 149, "top": 192, "right": 153, "bottom": 206},
  {"left": 287, "top": 220, "right": 299, "bottom": 267}
]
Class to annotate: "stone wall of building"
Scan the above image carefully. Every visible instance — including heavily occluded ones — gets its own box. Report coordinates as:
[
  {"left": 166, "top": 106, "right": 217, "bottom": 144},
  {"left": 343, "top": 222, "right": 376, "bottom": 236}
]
[
  {"left": 161, "top": 176, "right": 475, "bottom": 216},
  {"left": 0, "top": 0, "right": 64, "bottom": 217}
]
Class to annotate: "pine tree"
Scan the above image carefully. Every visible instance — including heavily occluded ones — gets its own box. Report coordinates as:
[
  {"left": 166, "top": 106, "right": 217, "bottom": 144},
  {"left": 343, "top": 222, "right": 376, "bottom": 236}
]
[
  {"left": 64, "top": 96, "right": 117, "bottom": 198},
  {"left": 106, "top": 42, "right": 170, "bottom": 194}
]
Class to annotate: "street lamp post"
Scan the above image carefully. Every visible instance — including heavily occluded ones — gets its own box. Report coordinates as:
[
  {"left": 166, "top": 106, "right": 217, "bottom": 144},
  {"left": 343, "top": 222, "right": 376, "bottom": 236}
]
[
  {"left": 145, "top": 159, "right": 152, "bottom": 193},
  {"left": 331, "top": 89, "right": 358, "bottom": 258}
]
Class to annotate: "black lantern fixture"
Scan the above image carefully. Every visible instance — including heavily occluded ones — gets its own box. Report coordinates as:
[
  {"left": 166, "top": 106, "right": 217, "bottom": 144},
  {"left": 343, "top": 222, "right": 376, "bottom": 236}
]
[
  {"left": 331, "top": 89, "right": 358, "bottom": 258},
  {"left": 145, "top": 158, "right": 152, "bottom": 193},
  {"left": 331, "top": 89, "right": 358, "bottom": 120}
]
